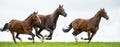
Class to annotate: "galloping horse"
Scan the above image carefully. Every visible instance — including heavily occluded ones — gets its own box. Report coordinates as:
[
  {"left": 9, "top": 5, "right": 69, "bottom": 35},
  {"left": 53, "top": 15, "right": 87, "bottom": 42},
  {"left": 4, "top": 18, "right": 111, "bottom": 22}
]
[
  {"left": 63, "top": 8, "right": 109, "bottom": 43},
  {"left": 34, "top": 5, "right": 67, "bottom": 40},
  {"left": 1, "top": 12, "right": 41, "bottom": 43}
]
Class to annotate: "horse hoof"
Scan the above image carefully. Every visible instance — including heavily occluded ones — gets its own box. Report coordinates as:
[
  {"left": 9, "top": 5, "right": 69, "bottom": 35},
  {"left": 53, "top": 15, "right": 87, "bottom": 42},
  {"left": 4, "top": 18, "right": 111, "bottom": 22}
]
[
  {"left": 84, "top": 38, "right": 90, "bottom": 40},
  {"left": 32, "top": 41, "right": 35, "bottom": 43},
  {"left": 84, "top": 38, "right": 88, "bottom": 40},
  {"left": 14, "top": 42, "right": 17, "bottom": 43},
  {"left": 28, "top": 38, "right": 33, "bottom": 40},
  {"left": 46, "top": 37, "right": 52, "bottom": 40},
  {"left": 81, "top": 37, "right": 83, "bottom": 40}
]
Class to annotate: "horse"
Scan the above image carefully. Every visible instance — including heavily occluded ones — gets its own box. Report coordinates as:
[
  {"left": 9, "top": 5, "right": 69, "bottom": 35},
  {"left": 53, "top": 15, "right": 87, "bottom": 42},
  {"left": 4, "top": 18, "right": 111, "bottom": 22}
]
[
  {"left": 34, "top": 4, "right": 67, "bottom": 40},
  {"left": 62, "top": 8, "right": 109, "bottom": 43},
  {"left": 1, "top": 12, "right": 41, "bottom": 43}
]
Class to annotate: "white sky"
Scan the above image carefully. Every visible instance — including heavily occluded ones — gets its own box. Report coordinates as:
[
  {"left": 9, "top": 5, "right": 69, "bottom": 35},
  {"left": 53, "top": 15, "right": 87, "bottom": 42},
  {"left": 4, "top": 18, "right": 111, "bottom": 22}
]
[{"left": 0, "top": 0, "right": 120, "bottom": 42}]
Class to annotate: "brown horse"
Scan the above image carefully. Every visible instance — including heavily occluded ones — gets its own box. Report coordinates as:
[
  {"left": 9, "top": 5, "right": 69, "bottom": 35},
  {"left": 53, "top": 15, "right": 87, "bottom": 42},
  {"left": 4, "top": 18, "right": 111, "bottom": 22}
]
[
  {"left": 63, "top": 8, "right": 109, "bottom": 43},
  {"left": 34, "top": 5, "right": 67, "bottom": 40},
  {"left": 1, "top": 12, "right": 41, "bottom": 43}
]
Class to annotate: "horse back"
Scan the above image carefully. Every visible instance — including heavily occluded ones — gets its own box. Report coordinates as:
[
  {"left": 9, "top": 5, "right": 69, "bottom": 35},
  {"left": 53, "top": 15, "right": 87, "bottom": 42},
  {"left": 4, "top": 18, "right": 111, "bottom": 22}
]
[{"left": 9, "top": 19, "right": 22, "bottom": 28}]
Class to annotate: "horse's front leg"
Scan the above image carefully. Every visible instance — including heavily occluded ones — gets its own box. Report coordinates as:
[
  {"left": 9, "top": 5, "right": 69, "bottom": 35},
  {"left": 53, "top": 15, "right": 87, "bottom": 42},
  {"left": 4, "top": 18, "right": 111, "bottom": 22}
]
[
  {"left": 28, "top": 32, "right": 35, "bottom": 43},
  {"left": 84, "top": 32, "right": 91, "bottom": 40},
  {"left": 88, "top": 32, "right": 96, "bottom": 43},
  {"left": 38, "top": 29, "right": 43, "bottom": 38},
  {"left": 46, "top": 28, "right": 53, "bottom": 40},
  {"left": 34, "top": 27, "right": 41, "bottom": 39}
]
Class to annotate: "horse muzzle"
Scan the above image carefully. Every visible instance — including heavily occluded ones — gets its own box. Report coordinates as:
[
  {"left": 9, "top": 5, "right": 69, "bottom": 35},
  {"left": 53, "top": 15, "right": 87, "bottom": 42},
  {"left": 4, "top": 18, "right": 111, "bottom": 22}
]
[
  {"left": 64, "top": 13, "right": 67, "bottom": 17},
  {"left": 106, "top": 17, "right": 109, "bottom": 20}
]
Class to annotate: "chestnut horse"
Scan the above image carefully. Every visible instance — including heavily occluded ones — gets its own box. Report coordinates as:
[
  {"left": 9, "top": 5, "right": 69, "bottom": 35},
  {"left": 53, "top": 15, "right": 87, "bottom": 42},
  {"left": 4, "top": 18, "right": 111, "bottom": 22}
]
[
  {"left": 63, "top": 8, "right": 109, "bottom": 43},
  {"left": 1, "top": 12, "right": 41, "bottom": 43},
  {"left": 34, "top": 5, "right": 67, "bottom": 40}
]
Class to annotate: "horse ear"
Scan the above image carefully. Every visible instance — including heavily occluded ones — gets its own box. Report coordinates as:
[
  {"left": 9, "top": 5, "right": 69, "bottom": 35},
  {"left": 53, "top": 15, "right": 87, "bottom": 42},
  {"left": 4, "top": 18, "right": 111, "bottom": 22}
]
[
  {"left": 34, "top": 11, "right": 38, "bottom": 14},
  {"left": 100, "top": 8, "right": 102, "bottom": 10},
  {"left": 103, "top": 8, "right": 105, "bottom": 11},
  {"left": 36, "top": 11, "right": 38, "bottom": 14},
  {"left": 59, "top": 4, "right": 62, "bottom": 8},
  {"left": 62, "top": 5, "right": 63, "bottom": 7},
  {"left": 33, "top": 11, "right": 35, "bottom": 14}
]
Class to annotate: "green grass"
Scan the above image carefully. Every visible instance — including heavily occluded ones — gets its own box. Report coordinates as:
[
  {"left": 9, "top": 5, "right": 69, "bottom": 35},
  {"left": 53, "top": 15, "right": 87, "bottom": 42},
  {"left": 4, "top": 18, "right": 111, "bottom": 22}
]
[{"left": 0, "top": 42, "right": 120, "bottom": 47}]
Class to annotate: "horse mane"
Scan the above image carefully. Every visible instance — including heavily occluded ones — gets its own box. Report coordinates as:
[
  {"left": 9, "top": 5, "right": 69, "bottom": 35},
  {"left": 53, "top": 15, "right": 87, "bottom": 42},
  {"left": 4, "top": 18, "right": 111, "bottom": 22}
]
[
  {"left": 25, "top": 14, "right": 32, "bottom": 20},
  {"left": 90, "top": 10, "right": 101, "bottom": 20}
]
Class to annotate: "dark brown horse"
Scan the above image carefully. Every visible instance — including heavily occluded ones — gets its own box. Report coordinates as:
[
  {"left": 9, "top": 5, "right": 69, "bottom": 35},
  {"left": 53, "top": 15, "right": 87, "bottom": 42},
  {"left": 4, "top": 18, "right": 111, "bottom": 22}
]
[
  {"left": 34, "top": 5, "right": 67, "bottom": 40},
  {"left": 1, "top": 12, "right": 41, "bottom": 43},
  {"left": 63, "top": 8, "right": 109, "bottom": 43}
]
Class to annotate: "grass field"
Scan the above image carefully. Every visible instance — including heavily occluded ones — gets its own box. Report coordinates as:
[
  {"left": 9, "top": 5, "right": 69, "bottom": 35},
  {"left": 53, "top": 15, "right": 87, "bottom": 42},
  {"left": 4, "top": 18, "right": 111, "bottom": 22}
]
[{"left": 0, "top": 42, "right": 120, "bottom": 47}]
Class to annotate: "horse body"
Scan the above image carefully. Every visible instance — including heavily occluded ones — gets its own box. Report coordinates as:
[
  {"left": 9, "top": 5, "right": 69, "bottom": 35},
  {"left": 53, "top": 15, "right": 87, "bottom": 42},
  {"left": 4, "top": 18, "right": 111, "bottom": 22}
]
[
  {"left": 45, "top": 14, "right": 59, "bottom": 30},
  {"left": 63, "top": 8, "right": 109, "bottom": 43},
  {"left": 9, "top": 19, "right": 33, "bottom": 34},
  {"left": 72, "top": 14, "right": 102, "bottom": 33},
  {"left": 34, "top": 5, "right": 67, "bottom": 40},
  {"left": 38, "top": 15, "right": 46, "bottom": 29},
  {"left": 39, "top": 14, "right": 58, "bottom": 29},
  {"left": 72, "top": 19, "right": 89, "bottom": 32}
]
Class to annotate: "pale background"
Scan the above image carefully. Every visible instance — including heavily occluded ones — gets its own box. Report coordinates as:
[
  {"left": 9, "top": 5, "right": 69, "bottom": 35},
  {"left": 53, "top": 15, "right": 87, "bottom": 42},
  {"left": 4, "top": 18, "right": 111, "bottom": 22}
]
[{"left": 0, "top": 0, "right": 120, "bottom": 42}]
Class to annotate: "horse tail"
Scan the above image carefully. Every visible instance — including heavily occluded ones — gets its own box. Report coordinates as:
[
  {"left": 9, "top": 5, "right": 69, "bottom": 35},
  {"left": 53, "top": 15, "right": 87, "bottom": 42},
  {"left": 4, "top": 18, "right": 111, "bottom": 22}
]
[
  {"left": 0, "top": 23, "right": 9, "bottom": 32},
  {"left": 62, "top": 23, "right": 72, "bottom": 33}
]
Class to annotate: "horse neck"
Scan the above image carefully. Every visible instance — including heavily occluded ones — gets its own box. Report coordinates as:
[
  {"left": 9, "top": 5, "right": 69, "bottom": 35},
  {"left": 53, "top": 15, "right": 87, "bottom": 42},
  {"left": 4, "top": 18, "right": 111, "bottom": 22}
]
[
  {"left": 24, "top": 16, "right": 33, "bottom": 26},
  {"left": 52, "top": 10, "right": 59, "bottom": 24},
  {"left": 90, "top": 13, "right": 102, "bottom": 26}
]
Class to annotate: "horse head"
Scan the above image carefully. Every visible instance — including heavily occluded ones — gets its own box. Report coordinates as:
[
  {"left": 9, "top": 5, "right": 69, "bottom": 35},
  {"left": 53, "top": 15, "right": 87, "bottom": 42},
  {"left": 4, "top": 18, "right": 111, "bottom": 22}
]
[
  {"left": 31, "top": 11, "right": 41, "bottom": 26},
  {"left": 99, "top": 8, "right": 109, "bottom": 20},
  {"left": 56, "top": 4, "right": 67, "bottom": 17}
]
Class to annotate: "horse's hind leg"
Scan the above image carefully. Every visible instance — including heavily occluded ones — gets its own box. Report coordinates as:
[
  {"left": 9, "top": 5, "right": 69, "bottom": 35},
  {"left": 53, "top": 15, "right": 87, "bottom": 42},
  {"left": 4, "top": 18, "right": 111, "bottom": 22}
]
[
  {"left": 16, "top": 33, "right": 22, "bottom": 42},
  {"left": 72, "top": 30, "right": 82, "bottom": 42},
  {"left": 28, "top": 32, "right": 35, "bottom": 43},
  {"left": 11, "top": 31, "right": 16, "bottom": 43},
  {"left": 74, "top": 35, "right": 78, "bottom": 43}
]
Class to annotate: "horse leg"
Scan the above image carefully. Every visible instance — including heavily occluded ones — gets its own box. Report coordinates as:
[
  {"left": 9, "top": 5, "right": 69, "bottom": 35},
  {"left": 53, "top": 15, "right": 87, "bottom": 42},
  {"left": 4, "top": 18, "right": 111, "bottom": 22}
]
[
  {"left": 28, "top": 32, "right": 35, "bottom": 43},
  {"left": 88, "top": 32, "right": 96, "bottom": 43},
  {"left": 38, "top": 29, "right": 43, "bottom": 38},
  {"left": 72, "top": 31, "right": 78, "bottom": 42},
  {"left": 34, "top": 27, "right": 41, "bottom": 39},
  {"left": 72, "top": 30, "right": 82, "bottom": 42},
  {"left": 46, "top": 32, "right": 53, "bottom": 40},
  {"left": 46, "top": 28, "right": 53, "bottom": 40},
  {"left": 16, "top": 33, "right": 22, "bottom": 42},
  {"left": 11, "top": 31, "right": 16, "bottom": 43},
  {"left": 84, "top": 32, "right": 91, "bottom": 40},
  {"left": 74, "top": 35, "right": 78, "bottom": 43}
]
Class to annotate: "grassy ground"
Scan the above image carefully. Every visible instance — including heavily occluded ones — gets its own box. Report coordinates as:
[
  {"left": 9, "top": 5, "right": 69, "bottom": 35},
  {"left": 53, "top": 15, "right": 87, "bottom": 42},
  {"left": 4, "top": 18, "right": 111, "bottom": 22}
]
[{"left": 0, "top": 42, "right": 120, "bottom": 47}]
